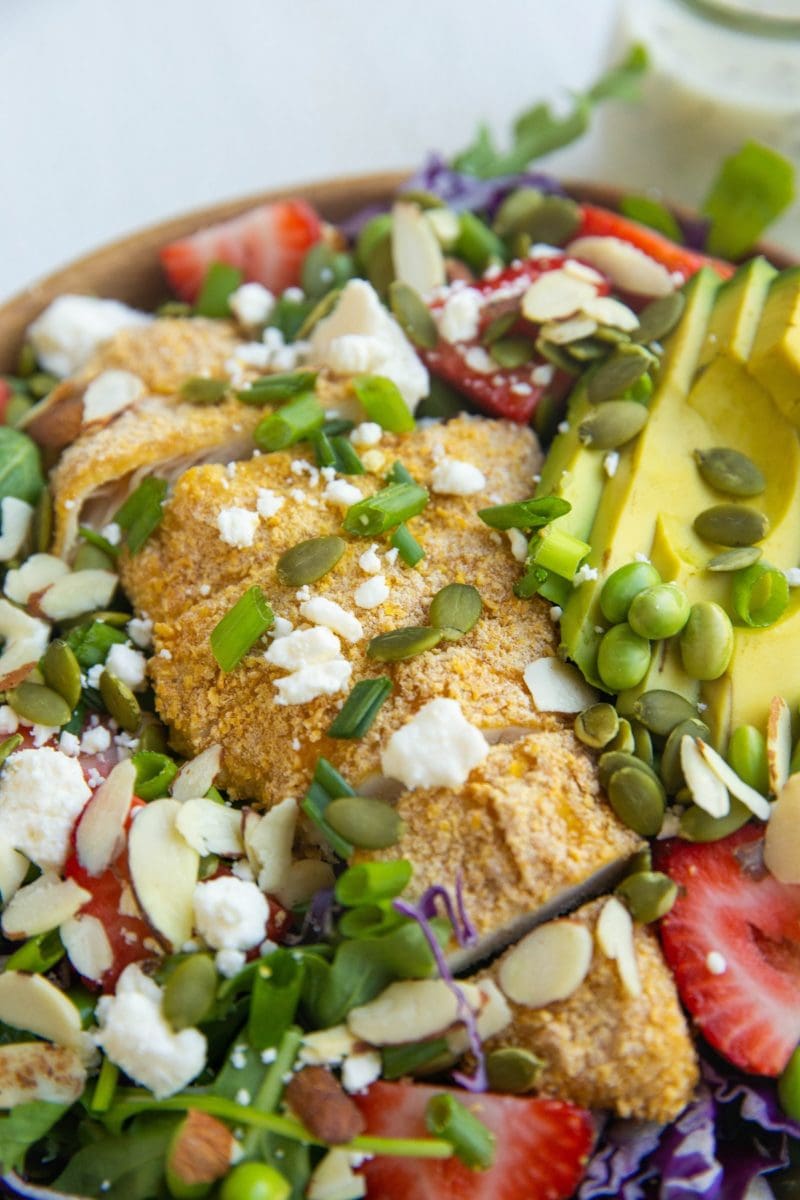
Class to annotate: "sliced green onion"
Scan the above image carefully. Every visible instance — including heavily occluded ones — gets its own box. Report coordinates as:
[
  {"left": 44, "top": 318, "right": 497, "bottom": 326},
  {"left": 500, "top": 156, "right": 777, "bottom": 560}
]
[
  {"left": 179, "top": 376, "right": 229, "bottom": 405},
  {"left": 335, "top": 860, "right": 413, "bottom": 906},
  {"left": 391, "top": 523, "right": 425, "bottom": 567},
  {"left": 454, "top": 212, "right": 506, "bottom": 274},
  {"left": 210, "top": 585, "right": 274, "bottom": 671},
  {"left": 351, "top": 375, "right": 415, "bottom": 433},
  {"left": 238, "top": 370, "right": 319, "bottom": 406},
  {"left": 338, "top": 903, "right": 405, "bottom": 939},
  {"left": 248, "top": 951, "right": 304, "bottom": 1051},
  {"left": 254, "top": 393, "right": 325, "bottom": 452},
  {"left": 731, "top": 562, "right": 789, "bottom": 628},
  {"left": 78, "top": 524, "right": 120, "bottom": 559},
  {"left": 5, "top": 929, "right": 64, "bottom": 974},
  {"left": 322, "top": 417, "right": 355, "bottom": 438},
  {"left": 382, "top": 1038, "right": 452, "bottom": 1081},
  {"left": 301, "top": 780, "right": 354, "bottom": 860},
  {"left": 530, "top": 526, "right": 592, "bottom": 581},
  {"left": 90, "top": 1058, "right": 119, "bottom": 1114},
  {"left": 268, "top": 294, "right": 316, "bottom": 342},
  {"left": 330, "top": 435, "right": 366, "bottom": 475},
  {"left": 478, "top": 495, "right": 571, "bottom": 531},
  {"left": 385, "top": 460, "right": 415, "bottom": 485},
  {"left": 311, "top": 430, "right": 337, "bottom": 469},
  {"left": 131, "top": 750, "right": 178, "bottom": 800},
  {"left": 194, "top": 261, "right": 243, "bottom": 318},
  {"left": 343, "top": 481, "right": 428, "bottom": 536},
  {"left": 327, "top": 677, "right": 392, "bottom": 739},
  {"left": 113, "top": 477, "right": 168, "bottom": 554},
  {"left": 314, "top": 756, "right": 356, "bottom": 798},
  {"left": 425, "top": 1092, "right": 496, "bottom": 1170},
  {"left": 513, "top": 564, "right": 548, "bottom": 600}
]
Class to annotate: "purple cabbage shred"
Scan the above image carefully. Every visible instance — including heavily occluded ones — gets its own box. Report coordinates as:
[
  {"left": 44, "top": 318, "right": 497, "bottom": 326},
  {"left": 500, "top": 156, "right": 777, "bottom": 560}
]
[{"left": 417, "top": 874, "right": 477, "bottom": 949}]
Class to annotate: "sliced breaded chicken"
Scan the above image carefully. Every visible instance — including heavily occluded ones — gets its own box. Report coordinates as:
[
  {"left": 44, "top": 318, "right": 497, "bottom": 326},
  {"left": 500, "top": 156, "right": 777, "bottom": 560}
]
[{"left": 472, "top": 897, "right": 698, "bottom": 1122}]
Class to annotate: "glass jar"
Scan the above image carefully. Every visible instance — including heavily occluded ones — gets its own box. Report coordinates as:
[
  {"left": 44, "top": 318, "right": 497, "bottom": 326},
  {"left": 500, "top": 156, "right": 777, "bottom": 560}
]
[{"left": 591, "top": 0, "right": 800, "bottom": 251}]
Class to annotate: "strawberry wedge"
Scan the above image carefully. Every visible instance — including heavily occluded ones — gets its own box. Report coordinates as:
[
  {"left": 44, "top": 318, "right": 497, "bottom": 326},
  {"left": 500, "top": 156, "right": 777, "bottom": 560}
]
[
  {"left": 577, "top": 204, "right": 735, "bottom": 284},
  {"left": 353, "top": 1081, "right": 594, "bottom": 1200},
  {"left": 160, "top": 199, "right": 322, "bottom": 302},
  {"left": 656, "top": 826, "right": 800, "bottom": 1077}
]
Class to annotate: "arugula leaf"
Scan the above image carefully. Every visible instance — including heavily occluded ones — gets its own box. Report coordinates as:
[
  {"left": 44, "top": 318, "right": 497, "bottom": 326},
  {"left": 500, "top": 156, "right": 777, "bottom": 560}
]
[
  {"left": 619, "top": 194, "right": 683, "bottom": 242},
  {"left": 0, "top": 1101, "right": 68, "bottom": 1173},
  {"left": 452, "top": 44, "right": 648, "bottom": 178},
  {"left": 54, "top": 1113, "right": 179, "bottom": 1199},
  {"left": 703, "top": 140, "right": 795, "bottom": 259}
]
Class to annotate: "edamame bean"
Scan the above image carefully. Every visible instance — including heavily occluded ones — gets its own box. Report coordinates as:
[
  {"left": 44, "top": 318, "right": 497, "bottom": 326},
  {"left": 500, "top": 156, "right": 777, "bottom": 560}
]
[
  {"left": 628, "top": 583, "right": 690, "bottom": 640},
  {"left": 597, "top": 623, "right": 652, "bottom": 693},
  {"left": 599, "top": 561, "right": 662, "bottom": 624},
  {"left": 679, "top": 602, "right": 734, "bottom": 681},
  {"left": 727, "top": 724, "right": 769, "bottom": 794},
  {"left": 220, "top": 1162, "right": 291, "bottom": 1200}
]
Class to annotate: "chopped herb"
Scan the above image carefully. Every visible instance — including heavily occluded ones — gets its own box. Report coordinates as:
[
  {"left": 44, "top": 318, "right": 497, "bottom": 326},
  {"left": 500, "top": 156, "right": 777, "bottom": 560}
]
[
  {"left": 254, "top": 393, "right": 325, "bottom": 452},
  {"left": 385, "top": 460, "right": 415, "bottom": 485},
  {"left": 113, "top": 477, "right": 168, "bottom": 554},
  {"left": 425, "top": 1092, "right": 496, "bottom": 1169},
  {"left": 313, "top": 756, "right": 356, "bottom": 799},
  {"left": 352, "top": 375, "right": 415, "bottom": 433},
  {"left": 390, "top": 522, "right": 425, "bottom": 566},
  {"left": 342, "top": 481, "right": 429, "bottom": 536},
  {"left": 210, "top": 585, "right": 274, "bottom": 671},
  {"left": 238, "top": 370, "right": 319, "bottom": 406},
  {"left": 248, "top": 952, "right": 305, "bottom": 1051},
  {"left": 64, "top": 619, "right": 127, "bottom": 669},
  {"left": 330, "top": 435, "right": 366, "bottom": 475},
  {"left": 703, "top": 140, "right": 796, "bottom": 259},
  {"left": 194, "top": 261, "right": 243, "bottom": 318},
  {"left": 327, "top": 676, "right": 393, "bottom": 739},
  {"left": 478, "top": 494, "right": 570, "bottom": 531}
]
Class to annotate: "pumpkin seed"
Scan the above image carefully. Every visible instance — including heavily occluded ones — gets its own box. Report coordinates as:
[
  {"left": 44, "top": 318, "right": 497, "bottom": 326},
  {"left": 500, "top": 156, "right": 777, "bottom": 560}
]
[
  {"left": 660, "top": 717, "right": 711, "bottom": 794},
  {"left": 706, "top": 546, "right": 763, "bottom": 572},
  {"left": 81, "top": 610, "right": 131, "bottom": 628},
  {"left": 574, "top": 703, "right": 619, "bottom": 749},
  {"left": 324, "top": 796, "right": 404, "bottom": 849},
  {"left": 276, "top": 535, "right": 346, "bottom": 587},
  {"left": 679, "top": 796, "right": 752, "bottom": 842},
  {"left": 693, "top": 504, "right": 769, "bottom": 547},
  {"left": 680, "top": 602, "right": 734, "bottom": 681},
  {"left": 8, "top": 681, "right": 72, "bottom": 727},
  {"left": 482, "top": 311, "right": 518, "bottom": 345},
  {"left": 587, "top": 345, "right": 655, "bottom": 403},
  {"left": 489, "top": 336, "right": 536, "bottom": 369},
  {"left": 429, "top": 583, "right": 482, "bottom": 639},
  {"left": 295, "top": 287, "right": 343, "bottom": 340},
  {"left": 41, "top": 640, "right": 82, "bottom": 709},
  {"left": 578, "top": 401, "right": 648, "bottom": 450},
  {"left": 693, "top": 447, "right": 765, "bottom": 498},
  {"left": 100, "top": 670, "right": 141, "bottom": 732},
  {"left": 179, "top": 377, "right": 229, "bottom": 405},
  {"left": 535, "top": 336, "right": 580, "bottom": 375},
  {"left": 631, "top": 721, "right": 654, "bottom": 767},
  {"left": 564, "top": 337, "right": 608, "bottom": 362},
  {"left": 163, "top": 954, "right": 217, "bottom": 1031},
  {"left": 607, "top": 717, "right": 635, "bottom": 754},
  {"left": 594, "top": 325, "right": 632, "bottom": 346},
  {"left": 367, "top": 626, "right": 443, "bottom": 662},
  {"left": 400, "top": 189, "right": 445, "bottom": 210},
  {"left": 73, "top": 543, "right": 114, "bottom": 571},
  {"left": 31, "top": 487, "right": 52, "bottom": 554},
  {"left": 365, "top": 230, "right": 395, "bottom": 297},
  {"left": 598, "top": 750, "right": 661, "bottom": 792},
  {"left": 485, "top": 1047, "right": 543, "bottom": 1094},
  {"left": 607, "top": 766, "right": 666, "bottom": 836},
  {"left": 633, "top": 291, "right": 686, "bottom": 344},
  {"left": 389, "top": 281, "right": 439, "bottom": 350},
  {"left": 493, "top": 187, "right": 545, "bottom": 237},
  {"left": 0, "top": 733, "right": 23, "bottom": 768},
  {"left": 138, "top": 716, "right": 169, "bottom": 755},
  {"left": 616, "top": 871, "right": 678, "bottom": 923},
  {"left": 520, "top": 195, "right": 581, "bottom": 246},
  {"left": 632, "top": 689, "right": 699, "bottom": 737}
]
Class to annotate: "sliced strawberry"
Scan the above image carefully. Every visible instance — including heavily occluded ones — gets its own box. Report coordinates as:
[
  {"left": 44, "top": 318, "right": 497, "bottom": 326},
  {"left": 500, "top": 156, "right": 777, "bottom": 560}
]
[
  {"left": 656, "top": 826, "right": 800, "bottom": 1076},
  {"left": 0, "top": 379, "right": 12, "bottom": 424},
  {"left": 160, "top": 199, "right": 323, "bottom": 303},
  {"left": 352, "top": 1081, "right": 594, "bottom": 1200},
  {"left": 420, "top": 255, "right": 604, "bottom": 423},
  {"left": 577, "top": 204, "right": 735, "bottom": 283}
]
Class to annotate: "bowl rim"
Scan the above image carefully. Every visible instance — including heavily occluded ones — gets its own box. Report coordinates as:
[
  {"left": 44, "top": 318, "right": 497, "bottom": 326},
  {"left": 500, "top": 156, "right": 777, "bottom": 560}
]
[{"left": 0, "top": 169, "right": 795, "bottom": 372}]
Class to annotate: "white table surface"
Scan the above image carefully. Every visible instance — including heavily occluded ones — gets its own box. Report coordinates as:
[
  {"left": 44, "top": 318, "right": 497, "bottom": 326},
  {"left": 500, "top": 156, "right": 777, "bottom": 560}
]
[{"left": 0, "top": 0, "right": 620, "bottom": 303}]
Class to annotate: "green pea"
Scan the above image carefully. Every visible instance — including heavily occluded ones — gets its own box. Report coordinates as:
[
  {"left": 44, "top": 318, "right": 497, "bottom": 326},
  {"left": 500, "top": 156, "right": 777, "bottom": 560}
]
[
  {"left": 779, "top": 1046, "right": 800, "bottom": 1122},
  {"left": 220, "top": 1162, "right": 291, "bottom": 1200},
  {"left": 163, "top": 954, "right": 217, "bottom": 1031},
  {"left": 597, "top": 623, "right": 652, "bottom": 693},
  {"left": 599, "top": 561, "right": 662, "bottom": 624},
  {"left": 679, "top": 602, "right": 734, "bottom": 681},
  {"left": 628, "top": 583, "right": 690, "bottom": 640},
  {"left": 727, "top": 724, "right": 770, "bottom": 794}
]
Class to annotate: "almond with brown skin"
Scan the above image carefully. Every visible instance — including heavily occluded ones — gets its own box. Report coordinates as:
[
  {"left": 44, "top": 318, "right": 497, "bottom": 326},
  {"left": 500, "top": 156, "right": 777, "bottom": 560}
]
[
  {"left": 284, "top": 1065, "right": 366, "bottom": 1144},
  {"left": 167, "top": 1109, "right": 237, "bottom": 1187}
]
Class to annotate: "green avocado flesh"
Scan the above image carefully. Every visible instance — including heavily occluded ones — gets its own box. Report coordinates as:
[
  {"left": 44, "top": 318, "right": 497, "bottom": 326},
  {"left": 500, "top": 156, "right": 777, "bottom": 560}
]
[{"left": 540, "top": 258, "right": 800, "bottom": 747}]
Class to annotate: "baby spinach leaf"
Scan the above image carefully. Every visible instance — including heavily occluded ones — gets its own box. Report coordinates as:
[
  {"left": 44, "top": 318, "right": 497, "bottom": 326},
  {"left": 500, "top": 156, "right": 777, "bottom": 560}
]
[
  {"left": 54, "top": 1113, "right": 179, "bottom": 1199},
  {"left": 0, "top": 1101, "right": 69, "bottom": 1172},
  {"left": 619, "top": 194, "right": 683, "bottom": 242},
  {"left": 703, "top": 140, "right": 795, "bottom": 259},
  {"left": 0, "top": 427, "right": 44, "bottom": 506}
]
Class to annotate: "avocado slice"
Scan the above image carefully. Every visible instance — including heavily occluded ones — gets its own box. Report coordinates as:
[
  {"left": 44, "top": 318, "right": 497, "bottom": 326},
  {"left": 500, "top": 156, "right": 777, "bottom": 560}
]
[
  {"left": 699, "top": 256, "right": 777, "bottom": 367},
  {"left": 748, "top": 266, "right": 800, "bottom": 426}
]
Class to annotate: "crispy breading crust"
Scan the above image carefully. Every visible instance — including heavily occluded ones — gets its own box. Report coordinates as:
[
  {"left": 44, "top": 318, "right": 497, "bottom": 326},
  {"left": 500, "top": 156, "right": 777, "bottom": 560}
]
[
  {"left": 476, "top": 897, "right": 699, "bottom": 1122},
  {"left": 77, "top": 317, "right": 241, "bottom": 394}
]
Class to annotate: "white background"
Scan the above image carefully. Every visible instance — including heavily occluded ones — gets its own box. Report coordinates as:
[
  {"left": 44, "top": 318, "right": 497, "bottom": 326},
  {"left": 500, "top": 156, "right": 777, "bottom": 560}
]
[{"left": 0, "top": 0, "right": 620, "bottom": 302}]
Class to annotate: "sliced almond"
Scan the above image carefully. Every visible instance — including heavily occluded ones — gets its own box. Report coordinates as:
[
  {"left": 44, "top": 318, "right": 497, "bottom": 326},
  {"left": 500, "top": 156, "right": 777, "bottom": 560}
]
[
  {"left": 0, "top": 844, "right": 29, "bottom": 904},
  {"left": 581, "top": 295, "right": 640, "bottom": 331},
  {"left": 764, "top": 774, "right": 800, "bottom": 884},
  {"left": 19, "top": 380, "right": 86, "bottom": 449},
  {"left": 60, "top": 913, "right": 114, "bottom": 982},
  {"left": 424, "top": 207, "right": 460, "bottom": 250},
  {"left": 0, "top": 970, "right": 85, "bottom": 1048},
  {"left": 540, "top": 315, "right": 598, "bottom": 345},
  {"left": 274, "top": 858, "right": 336, "bottom": 908},
  {"left": 82, "top": 369, "right": 145, "bottom": 425},
  {"left": 563, "top": 258, "right": 606, "bottom": 285},
  {"left": 4, "top": 553, "right": 70, "bottom": 605},
  {"left": 391, "top": 202, "right": 446, "bottom": 296},
  {"left": 244, "top": 796, "right": 298, "bottom": 893},
  {"left": 1, "top": 873, "right": 91, "bottom": 939},
  {"left": 307, "top": 1149, "right": 367, "bottom": 1200},
  {"left": 38, "top": 569, "right": 118, "bottom": 621},
  {"left": 0, "top": 598, "right": 50, "bottom": 684},
  {"left": 768, "top": 695, "right": 792, "bottom": 796},
  {"left": 498, "top": 920, "right": 593, "bottom": 1008},
  {"left": 128, "top": 797, "right": 199, "bottom": 949},
  {"left": 75, "top": 758, "right": 135, "bottom": 876},
  {"left": 300, "top": 1025, "right": 358, "bottom": 1067},
  {"left": 680, "top": 735, "right": 729, "bottom": 818},
  {"left": 521, "top": 270, "right": 598, "bottom": 323},
  {"left": 695, "top": 739, "right": 771, "bottom": 821},
  {"left": 0, "top": 1041, "right": 87, "bottom": 1107},
  {"left": 596, "top": 896, "right": 641, "bottom": 998},
  {"left": 523, "top": 656, "right": 597, "bottom": 713},
  {"left": 566, "top": 236, "right": 675, "bottom": 297},
  {"left": 171, "top": 743, "right": 223, "bottom": 802},
  {"left": 446, "top": 979, "right": 513, "bottom": 1054},
  {"left": 0, "top": 497, "right": 33, "bottom": 563},
  {"left": 175, "top": 796, "right": 244, "bottom": 857},
  {"left": 347, "top": 979, "right": 465, "bottom": 1046},
  {"left": 167, "top": 1109, "right": 237, "bottom": 1189}
]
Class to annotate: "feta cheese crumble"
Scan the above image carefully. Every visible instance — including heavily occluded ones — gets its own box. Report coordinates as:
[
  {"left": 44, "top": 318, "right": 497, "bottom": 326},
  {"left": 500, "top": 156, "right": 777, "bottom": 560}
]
[
  {"left": 264, "top": 626, "right": 352, "bottom": 705},
  {"left": 437, "top": 287, "right": 483, "bottom": 343},
  {"left": 381, "top": 698, "right": 489, "bottom": 790},
  {"left": 430, "top": 458, "right": 486, "bottom": 496},
  {"left": 507, "top": 528, "right": 528, "bottom": 563},
  {"left": 358, "top": 544, "right": 382, "bottom": 575},
  {"left": 300, "top": 597, "right": 363, "bottom": 643},
  {"left": 256, "top": 488, "right": 284, "bottom": 519},
  {"left": 0, "top": 748, "right": 91, "bottom": 870},
  {"left": 350, "top": 422, "right": 382, "bottom": 447},
  {"left": 229, "top": 282, "right": 275, "bottom": 329},
  {"left": 354, "top": 575, "right": 389, "bottom": 609},
  {"left": 104, "top": 643, "right": 148, "bottom": 691},
  {"left": 323, "top": 478, "right": 363, "bottom": 509},
  {"left": 127, "top": 615, "right": 154, "bottom": 649},
  {"left": 79, "top": 725, "right": 112, "bottom": 755},
  {"left": 27, "top": 295, "right": 152, "bottom": 378},
  {"left": 193, "top": 876, "right": 269, "bottom": 951},
  {"left": 216, "top": 506, "right": 259, "bottom": 548}
]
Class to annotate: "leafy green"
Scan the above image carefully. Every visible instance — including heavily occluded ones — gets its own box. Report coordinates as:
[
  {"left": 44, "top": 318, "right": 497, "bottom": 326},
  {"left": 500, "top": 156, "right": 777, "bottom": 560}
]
[
  {"left": 703, "top": 140, "right": 795, "bottom": 259},
  {"left": 0, "top": 426, "right": 44, "bottom": 506},
  {"left": 619, "top": 194, "right": 682, "bottom": 242},
  {"left": 452, "top": 44, "right": 648, "bottom": 178},
  {"left": 0, "top": 1101, "right": 68, "bottom": 1172},
  {"left": 64, "top": 619, "right": 127, "bottom": 669},
  {"left": 248, "top": 950, "right": 304, "bottom": 1050},
  {"left": 55, "top": 1113, "right": 179, "bottom": 1199}
]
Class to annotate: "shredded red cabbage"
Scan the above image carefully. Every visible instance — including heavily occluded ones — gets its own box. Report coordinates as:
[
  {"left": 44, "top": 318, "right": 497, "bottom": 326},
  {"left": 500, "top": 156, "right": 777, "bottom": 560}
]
[
  {"left": 417, "top": 874, "right": 477, "bottom": 949},
  {"left": 703, "top": 1056, "right": 800, "bottom": 1138},
  {"left": 577, "top": 1118, "right": 663, "bottom": 1199},
  {"left": 393, "top": 896, "right": 487, "bottom": 1092}
]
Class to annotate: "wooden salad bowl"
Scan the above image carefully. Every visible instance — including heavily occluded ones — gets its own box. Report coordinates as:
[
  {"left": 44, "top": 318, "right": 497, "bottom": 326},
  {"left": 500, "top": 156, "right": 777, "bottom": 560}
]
[{"left": 0, "top": 172, "right": 795, "bottom": 373}]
